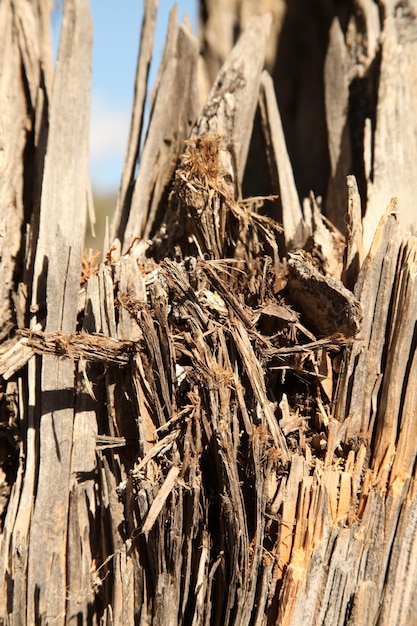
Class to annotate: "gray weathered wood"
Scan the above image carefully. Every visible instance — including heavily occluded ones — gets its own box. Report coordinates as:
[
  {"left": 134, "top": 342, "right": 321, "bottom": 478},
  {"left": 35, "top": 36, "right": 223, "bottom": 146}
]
[
  {"left": 1, "top": 2, "right": 417, "bottom": 625},
  {"left": 0, "top": 1, "right": 52, "bottom": 621},
  {"left": 25, "top": 1, "right": 92, "bottom": 623},
  {"left": 196, "top": 14, "right": 272, "bottom": 191},
  {"left": 287, "top": 251, "right": 362, "bottom": 337},
  {"left": 334, "top": 204, "right": 402, "bottom": 441}
]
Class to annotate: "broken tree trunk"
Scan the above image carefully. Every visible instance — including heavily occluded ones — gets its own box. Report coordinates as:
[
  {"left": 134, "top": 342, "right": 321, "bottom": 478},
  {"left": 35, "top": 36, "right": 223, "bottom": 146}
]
[{"left": 0, "top": 1, "right": 417, "bottom": 625}]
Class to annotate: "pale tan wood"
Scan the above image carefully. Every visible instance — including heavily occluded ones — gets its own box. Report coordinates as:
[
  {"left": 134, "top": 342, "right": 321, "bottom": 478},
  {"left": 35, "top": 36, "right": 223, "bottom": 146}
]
[
  {"left": 363, "top": 10, "right": 417, "bottom": 251},
  {"left": 308, "top": 192, "right": 346, "bottom": 279},
  {"left": 342, "top": 175, "right": 363, "bottom": 290},
  {"left": 0, "top": 337, "right": 34, "bottom": 381},
  {"left": 98, "top": 263, "right": 118, "bottom": 337},
  {"left": 371, "top": 236, "right": 417, "bottom": 475},
  {"left": 199, "top": 0, "right": 242, "bottom": 84},
  {"left": 355, "top": 0, "right": 381, "bottom": 62},
  {"left": 150, "top": 3, "right": 179, "bottom": 108}
]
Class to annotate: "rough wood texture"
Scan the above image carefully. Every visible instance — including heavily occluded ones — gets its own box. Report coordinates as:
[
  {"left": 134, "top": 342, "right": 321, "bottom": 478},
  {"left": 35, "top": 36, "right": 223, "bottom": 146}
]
[
  {"left": 112, "top": 0, "right": 157, "bottom": 242},
  {"left": 118, "top": 6, "right": 200, "bottom": 248},
  {"left": 0, "top": 0, "right": 53, "bottom": 621},
  {"left": 259, "top": 71, "right": 306, "bottom": 250},
  {"left": 200, "top": 0, "right": 417, "bottom": 253},
  {"left": 0, "top": 1, "right": 417, "bottom": 625},
  {"left": 0, "top": 1, "right": 92, "bottom": 624}
]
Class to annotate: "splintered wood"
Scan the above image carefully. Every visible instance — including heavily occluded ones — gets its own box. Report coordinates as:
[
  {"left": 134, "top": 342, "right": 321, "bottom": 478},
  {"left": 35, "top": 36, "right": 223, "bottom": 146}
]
[{"left": 1, "top": 2, "right": 417, "bottom": 626}]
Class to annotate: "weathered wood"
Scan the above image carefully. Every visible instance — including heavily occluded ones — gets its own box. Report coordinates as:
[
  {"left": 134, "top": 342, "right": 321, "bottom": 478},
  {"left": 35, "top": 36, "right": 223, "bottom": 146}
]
[
  {"left": 259, "top": 71, "right": 306, "bottom": 250},
  {"left": 112, "top": 0, "right": 157, "bottom": 242},
  {"left": 17, "top": 328, "right": 134, "bottom": 364},
  {"left": 1, "top": 1, "right": 417, "bottom": 625},
  {"left": 324, "top": 17, "right": 351, "bottom": 232},
  {"left": 200, "top": 0, "right": 417, "bottom": 253},
  {"left": 199, "top": 0, "right": 286, "bottom": 83},
  {"left": 196, "top": 14, "right": 272, "bottom": 192},
  {"left": 121, "top": 9, "right": 200, "bottom": 248},
  {"left": 287, "top": 251, "right": 362, "bottom": 337},
  {"left": 334, "top": 203, "right": 402, "bottom": 441},
  {"left": 0, "top": 1, "right": 93, "bottom": 624},
  {"left": 363, "top": 7, "right": 417, "bottom": 251},
  {"left": 0, "top": 0, "right": 39, "bottom": 333},
  {"left": 0, "top": 1, "right": 52, "bottom": 622},
  {"left": 307, "top": 192, "right": 346, "bottom": 279},
  {"left": 342, "top": 175, "right": 363, "bottom": 290}
]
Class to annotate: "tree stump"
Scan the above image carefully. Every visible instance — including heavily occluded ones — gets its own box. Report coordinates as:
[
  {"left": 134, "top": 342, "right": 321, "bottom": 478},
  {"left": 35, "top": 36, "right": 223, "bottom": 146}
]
[{"left": 0, "top": 1, "right": 417, "bottom": 625}]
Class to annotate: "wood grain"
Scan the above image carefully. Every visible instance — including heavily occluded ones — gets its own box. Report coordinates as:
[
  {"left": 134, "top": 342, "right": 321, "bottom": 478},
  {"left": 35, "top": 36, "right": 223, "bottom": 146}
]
[{"left": 1, "top": 2, "right": 417, "bottom": 625}]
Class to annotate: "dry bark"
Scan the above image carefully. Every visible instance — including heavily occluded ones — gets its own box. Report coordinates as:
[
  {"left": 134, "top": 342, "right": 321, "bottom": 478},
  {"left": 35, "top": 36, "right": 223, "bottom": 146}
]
[{"left": 0, "top": 2, "right": 417, "bottom": 626}]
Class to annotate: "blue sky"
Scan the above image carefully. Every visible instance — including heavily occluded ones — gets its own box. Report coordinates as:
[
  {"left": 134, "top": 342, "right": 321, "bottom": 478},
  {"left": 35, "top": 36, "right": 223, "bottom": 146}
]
[{"left": 53, "top": 1, "right": 198, "bottom": 194}]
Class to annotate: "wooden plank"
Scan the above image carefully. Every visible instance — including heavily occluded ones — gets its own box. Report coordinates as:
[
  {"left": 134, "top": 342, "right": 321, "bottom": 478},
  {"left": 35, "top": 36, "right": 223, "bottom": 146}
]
[
  {"left": 66, "top": 276, "right": 102, "bottom": 623},
  {"left": 65, "top": 399, "right": 98, "bottom": 623}
]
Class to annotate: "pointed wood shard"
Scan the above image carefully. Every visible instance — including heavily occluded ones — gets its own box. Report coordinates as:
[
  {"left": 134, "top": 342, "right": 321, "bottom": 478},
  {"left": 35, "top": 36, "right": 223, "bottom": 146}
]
[{"left": 259, "top": 71, "right": 307, "bottom": 250}]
